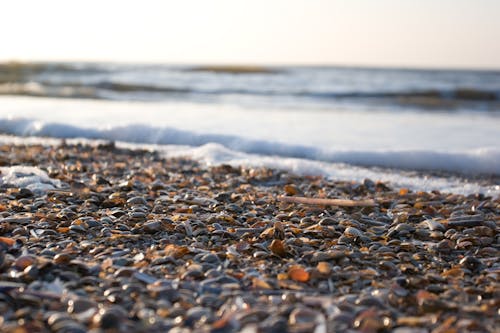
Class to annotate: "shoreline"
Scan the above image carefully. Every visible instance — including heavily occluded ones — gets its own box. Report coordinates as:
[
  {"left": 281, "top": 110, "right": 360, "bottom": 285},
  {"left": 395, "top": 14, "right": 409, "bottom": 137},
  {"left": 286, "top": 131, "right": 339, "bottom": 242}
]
[
  {"left": 0, "top": 142, "right": 498, "bottom": 332},
  {"left": 0, "top": 134, "right": 498, "bottom": 198}
]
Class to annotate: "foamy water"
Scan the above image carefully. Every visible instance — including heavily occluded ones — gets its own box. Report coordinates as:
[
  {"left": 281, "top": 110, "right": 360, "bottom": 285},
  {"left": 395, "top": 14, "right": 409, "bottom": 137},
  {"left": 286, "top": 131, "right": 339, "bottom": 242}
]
[
  {"left": 0, "top": 96, "right": 499, "bottom": 196},
  {"left": 0, "top": 63, "right": 499, "bottom": 196},
  {"left": 0, "top": 165, "right": 62, "bottom": 193}
]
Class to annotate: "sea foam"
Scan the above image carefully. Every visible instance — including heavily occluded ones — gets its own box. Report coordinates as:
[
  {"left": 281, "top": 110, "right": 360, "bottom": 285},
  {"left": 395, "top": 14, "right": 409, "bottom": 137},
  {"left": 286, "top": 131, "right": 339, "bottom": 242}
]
[
  {"left": 0, "top": 166, "right": 62, "bottom": 193},
  {"left": 0, "top": 117, "right": 498, "bottom": 175},
  {"left": 0, "top": 134, "right": 497, "bottom": 197},
  {"left": 160, "top": 143, "right": 500, "bottom": 197}
]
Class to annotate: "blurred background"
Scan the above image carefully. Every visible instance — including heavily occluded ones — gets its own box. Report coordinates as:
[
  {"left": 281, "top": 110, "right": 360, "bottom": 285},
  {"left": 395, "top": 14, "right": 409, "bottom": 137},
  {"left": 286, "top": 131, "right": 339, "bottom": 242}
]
[{"left": 0, "top": 0, "right": 499, "bottom": 194}]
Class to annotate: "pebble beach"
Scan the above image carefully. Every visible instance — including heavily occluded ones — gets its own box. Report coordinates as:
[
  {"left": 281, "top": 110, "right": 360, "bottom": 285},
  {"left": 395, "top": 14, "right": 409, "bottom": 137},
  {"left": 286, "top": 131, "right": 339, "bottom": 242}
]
[{"left": 0, "top": 142, "right": 498, "bottom": 333}]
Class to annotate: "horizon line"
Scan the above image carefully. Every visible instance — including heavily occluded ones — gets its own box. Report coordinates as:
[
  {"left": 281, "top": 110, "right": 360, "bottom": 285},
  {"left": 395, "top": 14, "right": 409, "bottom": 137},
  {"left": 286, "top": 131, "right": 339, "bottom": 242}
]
[{"left": 2, "top": 58, "right": 500, "bottom": 72}]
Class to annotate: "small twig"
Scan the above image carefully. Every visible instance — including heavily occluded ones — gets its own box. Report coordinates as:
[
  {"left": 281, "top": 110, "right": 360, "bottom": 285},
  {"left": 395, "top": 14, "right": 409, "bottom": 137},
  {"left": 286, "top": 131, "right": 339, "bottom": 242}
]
[
  {"left": 46, "top": 189, "right": 73, "bottom": 195},
  {"left": 278, "top": 196, "right": 377, "bottom": 207}
]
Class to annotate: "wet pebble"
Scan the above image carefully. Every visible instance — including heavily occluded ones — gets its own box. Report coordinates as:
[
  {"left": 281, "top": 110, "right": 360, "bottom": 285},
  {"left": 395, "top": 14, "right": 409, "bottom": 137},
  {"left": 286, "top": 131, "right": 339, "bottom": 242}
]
[{"left": 0, "top": 143, "right": 497, "bottom": 333}]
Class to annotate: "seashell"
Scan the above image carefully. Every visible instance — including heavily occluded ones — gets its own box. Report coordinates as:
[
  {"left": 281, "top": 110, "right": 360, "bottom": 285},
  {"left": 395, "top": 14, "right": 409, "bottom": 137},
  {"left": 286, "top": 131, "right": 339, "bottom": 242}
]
[
  {"left": 344, "top": 227, "right": 363, "bottom": 238},
  {"left": 126, "top": 196, "right": 148, "bottom": 206},
  {"left": 422, "top": 219, "right": 445, "bottom": 231},
  {"left": 269, "top": 239, "right": 288, "bottom": 257},
  {"left": 14, "top": 255, "right": 36, "bottom": 270},
  {"left": 288, "top": 265, "right": 310, "bottom": 282}
]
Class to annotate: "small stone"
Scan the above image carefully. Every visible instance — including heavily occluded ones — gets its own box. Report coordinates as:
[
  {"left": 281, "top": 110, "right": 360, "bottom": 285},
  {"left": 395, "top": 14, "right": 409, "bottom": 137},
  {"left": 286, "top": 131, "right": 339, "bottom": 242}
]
[
  {"left": 459, "top": 256, "right": 483, "bottom": 272},
  {"left": 284, "top": 184, "right": 298, "bottom": 195},
  {"left": 344, "top": 227, "right": 363, "bottom": 238},
  {"left": 143, "top": 220, "right": 163, "bottom": 233},
  {"left": 127, "top": 196, "right": 148, "bottom": 205},
  {"left": 67, "top": 298, "right": 97, "bottom": 314},
  {"left": 423, "top": 219, "right": 445, "bottom": 231},
  {"left": 289, "top": 307, "right": 319, "bottom": 325},
  {"left": 94, "top": 306, "right": 127, "bottom": 329}
]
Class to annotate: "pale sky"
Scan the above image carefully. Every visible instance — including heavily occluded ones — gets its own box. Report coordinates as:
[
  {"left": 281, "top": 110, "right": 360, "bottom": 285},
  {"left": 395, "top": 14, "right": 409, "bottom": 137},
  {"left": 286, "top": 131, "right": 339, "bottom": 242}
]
[{"left": 1, "top": 0, "right": 499, "bottom": 69}]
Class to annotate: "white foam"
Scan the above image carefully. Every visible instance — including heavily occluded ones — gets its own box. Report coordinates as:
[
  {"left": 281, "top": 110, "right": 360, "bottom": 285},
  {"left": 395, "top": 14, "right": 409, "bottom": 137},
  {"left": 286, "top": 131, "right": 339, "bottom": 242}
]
[
  {"left": 160, "top": 143, "right": 500, "bottom": 197},
  {"left": 1, "top": 96, "right": 499, "bottom": 153},
  {"left": 0, "top": 117, "right": 498, "bottom": 175},
  {"left": 0, "top": 136, "right": 497, "bottom": 197},
  {"left": 0, "top": 96, "right": 498, "bottom": 196},
  {"left": 0, "top": 166, "right": 62, "bottom": 193}
]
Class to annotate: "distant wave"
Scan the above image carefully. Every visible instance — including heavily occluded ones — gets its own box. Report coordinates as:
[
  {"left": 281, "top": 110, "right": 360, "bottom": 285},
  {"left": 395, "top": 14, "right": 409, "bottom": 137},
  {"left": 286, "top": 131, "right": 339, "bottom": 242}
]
[
  {"left": 307, "top": 89, "right": 500, "bottom": 101},
  {"left": 2, "top": 61, "right": 500, "bottom": 112},
  {"left": 186, "top": 65, "right": 280, "bottom": 74},
  {"left": 1, "top": 81, "right": 499, "bottom": 106},
  {"left": 1, "top": 117, "right": 499, "bottom": 175},
  {"left": 0, "top": 81, "right": 191, "bottom": 100},
  {"left": 0, "top": 61, "right": 277, "bottom": 76},
  {"left": 0, "top": 62, "right": 109, "bottom": 84}
]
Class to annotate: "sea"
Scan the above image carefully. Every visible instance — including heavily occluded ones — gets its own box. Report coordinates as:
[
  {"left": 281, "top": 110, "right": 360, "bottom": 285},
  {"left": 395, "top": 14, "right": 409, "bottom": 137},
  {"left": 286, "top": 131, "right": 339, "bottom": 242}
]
[{"left": 0, "top": 62, "right": 499, "bottom": 196}]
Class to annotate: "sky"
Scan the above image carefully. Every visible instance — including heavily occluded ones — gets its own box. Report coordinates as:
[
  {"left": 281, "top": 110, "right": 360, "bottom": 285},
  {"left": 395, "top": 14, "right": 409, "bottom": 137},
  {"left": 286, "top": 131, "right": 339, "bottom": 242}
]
[{"left": 1, "top": 0, "right": 499, "bottom": 69}]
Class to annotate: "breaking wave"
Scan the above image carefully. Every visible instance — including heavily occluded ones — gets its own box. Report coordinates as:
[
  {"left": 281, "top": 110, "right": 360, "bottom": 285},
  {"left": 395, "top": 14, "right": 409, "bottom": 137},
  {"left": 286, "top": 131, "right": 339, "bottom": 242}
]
[
  {"left": 0, "top": 117, "right": 498, "bottom": 175},
  {"left": 0, "top": 81, "right": 498, "bottom": 104},
  {"left": 1, "top": 61, "right": 499, "bottom": 110}
]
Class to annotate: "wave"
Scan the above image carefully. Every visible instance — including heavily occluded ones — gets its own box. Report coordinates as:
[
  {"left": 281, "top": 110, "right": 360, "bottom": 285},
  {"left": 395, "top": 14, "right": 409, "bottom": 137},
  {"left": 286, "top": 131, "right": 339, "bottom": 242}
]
[
  {"left": 1, "top": 62, "right": 499, "bottom": 110},
  {"left": 161, "top": 143, "right": 500, "bottom": 197},
  {"left": 0, "top": 117, "right": 499, "bottom": 175},
  {"left": 0, "top": 62, "right": 109, "bottom": 84},
  {"left": 1, "top": 81, "right": 499, "bottom": 108},
  {"left": 308, "top": 89, "right": 500, "bottom": 101},
  {"left": 186, "top": 65, "right": 280, "bottom": 74},
  {"left": 0, "top": 61, "right": 277, "bottom": 77},
  {"left": 0, "top": 81, "right": 191, "bottom": 100}
]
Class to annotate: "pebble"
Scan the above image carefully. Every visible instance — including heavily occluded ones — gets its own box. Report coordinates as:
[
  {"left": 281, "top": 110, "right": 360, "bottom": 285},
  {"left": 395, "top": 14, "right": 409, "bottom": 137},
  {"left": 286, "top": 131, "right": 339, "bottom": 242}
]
[
  {"left": 127, "top": 196, "right": 148, "bottom": 206},
  {"left": 0, "top": 143, "right": 496, "bottom": 333},
  {"left": 143, "top": 220, "right": 163, "bottom": 233},
  {"left": 94, "top": 306, "right": 127, "bottom": 329},
  {"left": 422, "top": 219, "right": 446, "bottom": 231},
  {"left": 344, "top": 226, "right": 363, "bottom": 238}
]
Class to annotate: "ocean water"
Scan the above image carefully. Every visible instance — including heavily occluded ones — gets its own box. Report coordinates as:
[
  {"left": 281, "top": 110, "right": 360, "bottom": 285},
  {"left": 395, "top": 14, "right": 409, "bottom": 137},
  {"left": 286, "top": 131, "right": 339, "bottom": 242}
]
[{"left": 0, "top": 62, "right": 499, "bottom": 196}]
